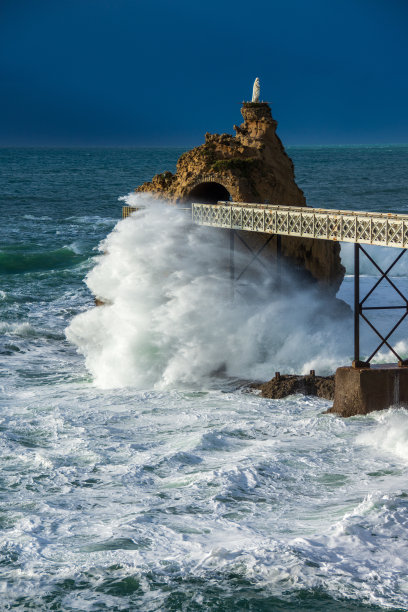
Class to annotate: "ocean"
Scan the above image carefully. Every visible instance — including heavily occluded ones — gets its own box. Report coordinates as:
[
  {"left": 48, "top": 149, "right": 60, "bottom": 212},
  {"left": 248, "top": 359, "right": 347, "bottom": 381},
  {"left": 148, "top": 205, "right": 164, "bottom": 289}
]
[{"left": 1, "top": 145, "right": 408, "bottom": 610}]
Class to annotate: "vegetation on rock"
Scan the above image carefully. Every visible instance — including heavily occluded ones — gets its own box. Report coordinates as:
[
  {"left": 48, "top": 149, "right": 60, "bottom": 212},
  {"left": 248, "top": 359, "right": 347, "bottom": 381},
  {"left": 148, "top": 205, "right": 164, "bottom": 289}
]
[{"left": 211, "top": 157, "right": 260, "bottom": 174}]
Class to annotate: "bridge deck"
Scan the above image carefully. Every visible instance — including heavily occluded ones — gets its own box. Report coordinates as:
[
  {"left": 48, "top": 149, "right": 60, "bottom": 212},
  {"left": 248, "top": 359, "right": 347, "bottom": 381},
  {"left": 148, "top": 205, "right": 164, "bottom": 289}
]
[{"left": 192, "top": 202, "right": 408, "bottom": 249}]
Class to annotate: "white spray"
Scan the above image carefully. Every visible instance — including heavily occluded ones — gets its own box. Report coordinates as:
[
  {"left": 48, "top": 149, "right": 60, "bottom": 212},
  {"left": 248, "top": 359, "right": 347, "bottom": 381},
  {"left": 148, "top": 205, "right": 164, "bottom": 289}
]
[
  {"left": 357, "top": 408, "right": 408, "bottom": 462},
  {"left": 67, "top": 196, "right": 353, "bottom": 389}
]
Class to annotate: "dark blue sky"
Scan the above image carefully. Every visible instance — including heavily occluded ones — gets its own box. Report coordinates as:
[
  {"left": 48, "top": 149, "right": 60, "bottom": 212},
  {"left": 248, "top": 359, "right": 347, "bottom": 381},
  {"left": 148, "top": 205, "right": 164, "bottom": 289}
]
[{"left": 1, "top": 0, "right": 407, "bottom": 146}]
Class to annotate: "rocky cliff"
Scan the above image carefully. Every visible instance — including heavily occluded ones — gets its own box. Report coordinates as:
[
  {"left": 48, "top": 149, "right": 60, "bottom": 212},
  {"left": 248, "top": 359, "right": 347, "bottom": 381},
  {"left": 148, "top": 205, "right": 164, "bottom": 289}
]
[{"left": 135, "top": 102, "right": 345, "bottom": 291}]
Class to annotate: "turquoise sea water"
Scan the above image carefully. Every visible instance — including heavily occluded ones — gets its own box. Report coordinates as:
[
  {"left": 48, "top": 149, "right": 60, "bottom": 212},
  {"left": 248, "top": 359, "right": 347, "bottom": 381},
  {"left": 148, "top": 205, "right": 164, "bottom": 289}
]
[{"left": 1, "top": 146, "right": 408, "bottom": 610}]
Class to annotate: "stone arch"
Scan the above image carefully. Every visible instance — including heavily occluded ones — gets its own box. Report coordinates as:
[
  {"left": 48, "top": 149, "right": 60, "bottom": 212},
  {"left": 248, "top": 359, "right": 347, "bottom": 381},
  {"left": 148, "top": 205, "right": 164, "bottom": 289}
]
[{"left": 185, "top": 181, "right": 231, "bottom": 205}]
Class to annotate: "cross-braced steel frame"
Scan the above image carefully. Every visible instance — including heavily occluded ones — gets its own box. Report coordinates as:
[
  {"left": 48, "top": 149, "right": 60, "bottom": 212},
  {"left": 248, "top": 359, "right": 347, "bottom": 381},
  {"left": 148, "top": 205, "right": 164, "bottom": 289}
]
[
  {"left": 353, "top": 243, "right": 408, "bottom": 368},
  {"left": 229, "top": 230, "right": 281, "bottom": 298},
  {"left": 123, "top": 202, "right": 408, "bottom": 368}
]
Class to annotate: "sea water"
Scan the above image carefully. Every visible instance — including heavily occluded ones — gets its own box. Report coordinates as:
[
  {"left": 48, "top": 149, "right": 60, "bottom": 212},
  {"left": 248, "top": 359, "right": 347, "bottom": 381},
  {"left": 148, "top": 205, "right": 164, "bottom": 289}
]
[{"left": 1, "top": 146, "right": 408, "bottom": 610}]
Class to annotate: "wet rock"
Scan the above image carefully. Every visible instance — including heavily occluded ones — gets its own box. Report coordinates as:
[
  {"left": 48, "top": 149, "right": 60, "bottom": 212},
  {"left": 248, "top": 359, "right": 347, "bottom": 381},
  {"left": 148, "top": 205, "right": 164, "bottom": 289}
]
[{"left": 254, "top": 372, "right": 335, "bottom": 400}]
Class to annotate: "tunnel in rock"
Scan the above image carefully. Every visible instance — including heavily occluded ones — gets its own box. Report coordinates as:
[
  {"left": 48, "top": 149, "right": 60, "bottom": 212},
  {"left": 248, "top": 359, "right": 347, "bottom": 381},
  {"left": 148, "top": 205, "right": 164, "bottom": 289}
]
[{"left": 186, "top": 182, "right": 231, "bottom": 204}]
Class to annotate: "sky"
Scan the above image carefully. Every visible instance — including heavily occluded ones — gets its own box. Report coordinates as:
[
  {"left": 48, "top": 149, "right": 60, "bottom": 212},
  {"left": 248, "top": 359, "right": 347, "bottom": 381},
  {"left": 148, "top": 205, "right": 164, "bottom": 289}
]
[{"left": 1, "top": 0, "right": 407, "bottom": 146}]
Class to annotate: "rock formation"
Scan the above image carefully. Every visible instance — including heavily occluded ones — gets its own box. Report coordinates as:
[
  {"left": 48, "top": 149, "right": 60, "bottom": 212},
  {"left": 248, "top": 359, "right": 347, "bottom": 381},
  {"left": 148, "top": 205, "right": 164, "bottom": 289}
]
[
  {"left": 135, "top": 102, "right": 345, "bottom": 291},
  {"left": 253, "top": 372, "right": 335, "bottom": 401}
]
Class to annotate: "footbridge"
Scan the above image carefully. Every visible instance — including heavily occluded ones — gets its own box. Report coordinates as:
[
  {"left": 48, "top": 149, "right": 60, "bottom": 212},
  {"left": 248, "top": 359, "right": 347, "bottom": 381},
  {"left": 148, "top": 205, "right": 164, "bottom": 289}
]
[
  {"left": 192, "top": 201, "right": 408, "bottom": 248},
  {"left": 123, "top": 201, "right": 408, "bottom": 415}
]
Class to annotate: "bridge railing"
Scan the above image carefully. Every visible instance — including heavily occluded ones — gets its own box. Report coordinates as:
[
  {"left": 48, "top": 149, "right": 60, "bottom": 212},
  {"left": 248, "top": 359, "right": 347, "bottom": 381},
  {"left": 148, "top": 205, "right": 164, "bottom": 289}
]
[
  {"left": 122, "top": 206, "right": 191, "bottom": 219},
  {"left": 122, "top": 206, "right": 143, "bottom": 219},
  {"left": 192, "top": 202, "right": 408, "bottom": 249}
]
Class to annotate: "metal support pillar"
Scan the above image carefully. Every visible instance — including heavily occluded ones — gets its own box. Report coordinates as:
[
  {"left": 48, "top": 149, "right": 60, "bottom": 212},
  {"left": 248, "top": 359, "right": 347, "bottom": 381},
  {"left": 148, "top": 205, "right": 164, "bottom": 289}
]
[
  {"left": 276, "top": 234, "right": 282, "bottom": 290},
  {"left": 353, "top": 243, "right": 408, "bottom": 368},
  {"left": 234, "top": 232, "right": 272, "bottom": 280},
  {"left": 353, "top": 244, "right": 368, "bottom": 367},
  {"left": 228, "top": 231, "right": 279, "bottom": 299},
  {"left": 230, "top": 229, "right": 235, "bottom": 300}
]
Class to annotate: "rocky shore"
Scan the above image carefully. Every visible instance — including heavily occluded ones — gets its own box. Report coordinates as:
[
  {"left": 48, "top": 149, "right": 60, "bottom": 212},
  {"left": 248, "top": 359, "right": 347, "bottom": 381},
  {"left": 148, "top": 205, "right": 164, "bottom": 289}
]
[{"left": 253, "top": 371, "right": 335, "bottom": 400}]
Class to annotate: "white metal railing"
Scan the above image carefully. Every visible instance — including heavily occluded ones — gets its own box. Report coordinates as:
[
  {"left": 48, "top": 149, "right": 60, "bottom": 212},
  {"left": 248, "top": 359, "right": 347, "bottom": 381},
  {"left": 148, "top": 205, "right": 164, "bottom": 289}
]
[
  {"left": 122, "top": 206, "right": 190, "bottom": 219},
  {"left": 192, "top": 201, "right": 408, "bottom": 248}
]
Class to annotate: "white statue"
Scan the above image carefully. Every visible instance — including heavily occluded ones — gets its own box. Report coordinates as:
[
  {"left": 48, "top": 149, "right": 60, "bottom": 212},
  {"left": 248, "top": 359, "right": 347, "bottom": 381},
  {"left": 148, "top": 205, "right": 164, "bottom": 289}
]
[{"left": 252, "top": 77, "right": 260, "bottom": 102}]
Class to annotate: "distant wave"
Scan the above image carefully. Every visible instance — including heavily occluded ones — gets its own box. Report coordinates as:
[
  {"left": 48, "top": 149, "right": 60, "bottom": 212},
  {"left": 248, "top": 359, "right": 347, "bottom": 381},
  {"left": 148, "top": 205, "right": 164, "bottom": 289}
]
[{"left": 0, "top": 247, "right": 88, "bottom": 274}]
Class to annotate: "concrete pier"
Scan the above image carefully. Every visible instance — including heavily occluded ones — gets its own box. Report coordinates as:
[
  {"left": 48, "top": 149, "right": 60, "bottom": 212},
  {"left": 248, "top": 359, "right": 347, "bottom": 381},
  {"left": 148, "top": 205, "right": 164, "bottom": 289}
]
[{"left": 329, "top": 364, "right": 408, "bottom": 417}]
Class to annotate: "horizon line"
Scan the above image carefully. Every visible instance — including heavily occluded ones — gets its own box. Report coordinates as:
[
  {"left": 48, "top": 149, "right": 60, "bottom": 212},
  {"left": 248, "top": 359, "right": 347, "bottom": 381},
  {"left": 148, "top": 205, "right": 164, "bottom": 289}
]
[{"left": 1, "top": 143, "right": 408, "bottom": 149}]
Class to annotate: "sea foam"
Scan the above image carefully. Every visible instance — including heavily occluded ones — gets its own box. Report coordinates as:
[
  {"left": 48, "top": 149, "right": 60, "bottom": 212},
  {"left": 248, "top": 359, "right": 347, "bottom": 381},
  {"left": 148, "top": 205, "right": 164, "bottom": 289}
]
[
  {"left": 66, "top": 196, "right": 353, "bottom": 388},
  {"left": 357, "top": 408, "right": 408, "bottom": 462}
]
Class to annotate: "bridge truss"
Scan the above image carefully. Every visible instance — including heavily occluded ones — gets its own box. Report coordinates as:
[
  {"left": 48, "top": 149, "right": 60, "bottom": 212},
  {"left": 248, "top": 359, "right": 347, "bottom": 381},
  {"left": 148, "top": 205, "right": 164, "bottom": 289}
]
[
  {"left": 192, "top": 202, "right": 408, "bottom": 368},
  {"left": 192, "top": 202, "right": 408, "bottom": 248},
  {"left": 123, "top": 202, "right": 408, "bottom": 367}
]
